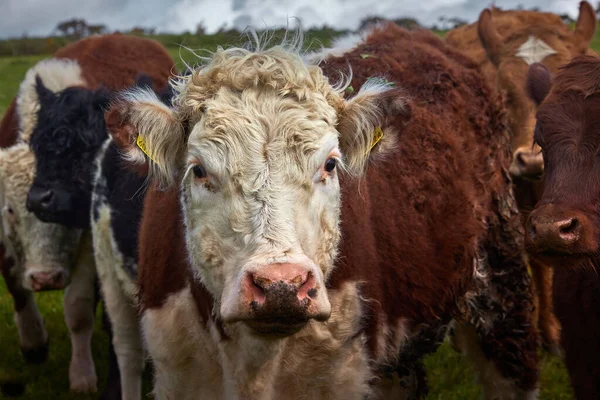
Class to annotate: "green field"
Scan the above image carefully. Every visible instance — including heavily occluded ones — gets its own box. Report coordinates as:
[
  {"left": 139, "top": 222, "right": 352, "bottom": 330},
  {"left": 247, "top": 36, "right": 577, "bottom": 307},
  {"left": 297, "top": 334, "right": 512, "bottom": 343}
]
[{"left": 0, "top": 29, "right": 579, "bottom": 399}]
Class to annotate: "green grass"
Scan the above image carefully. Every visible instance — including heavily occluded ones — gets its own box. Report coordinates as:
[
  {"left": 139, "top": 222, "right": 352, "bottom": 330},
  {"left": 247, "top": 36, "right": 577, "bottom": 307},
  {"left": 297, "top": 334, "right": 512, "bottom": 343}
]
[{"left": 0, "top": 29, "right": 582, "bottom": 399}]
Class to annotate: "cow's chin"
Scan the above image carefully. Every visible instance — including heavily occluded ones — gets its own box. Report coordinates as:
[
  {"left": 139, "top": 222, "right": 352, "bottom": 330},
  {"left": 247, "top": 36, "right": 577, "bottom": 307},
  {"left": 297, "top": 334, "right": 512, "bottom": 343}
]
[
  {"left": 244, "top": 317, "right": 310, "bottom": 338},
  {"left": 33, "top": 209, "right": 88, "bottom": 229},
  {"left": 532, "top": 250, "right": 597, "bottom": 270}
]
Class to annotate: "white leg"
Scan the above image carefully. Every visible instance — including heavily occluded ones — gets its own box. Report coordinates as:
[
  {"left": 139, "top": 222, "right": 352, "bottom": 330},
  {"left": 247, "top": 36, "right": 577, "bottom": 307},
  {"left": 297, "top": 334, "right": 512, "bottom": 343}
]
[
  {"left": 452, "top": 321, "right": 538, "bottom": 400},
  {"left": 93, "top": 203, "right": 144, "bottom": 400},
  {"left": 140, "top": 287, "right": 222, "bottom": 400},
  {"left": 100, "top": 270, "right": 144, "bottom": 400},
  {"left": 63, "top": 230, "right": 98, "bottom": 393}
]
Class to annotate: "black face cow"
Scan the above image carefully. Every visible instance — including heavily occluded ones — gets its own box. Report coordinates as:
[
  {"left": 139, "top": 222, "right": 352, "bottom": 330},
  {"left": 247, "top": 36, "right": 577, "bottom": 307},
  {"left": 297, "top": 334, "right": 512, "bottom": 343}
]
[
  {"left": 27, "top": 75, "right": 175, "bottom": 229},
  {"left": 27, "top": 78, "right": 112, "bottom": 228},
  {"left": 27, "top": 73, "right": 176, "bottom": 400}
]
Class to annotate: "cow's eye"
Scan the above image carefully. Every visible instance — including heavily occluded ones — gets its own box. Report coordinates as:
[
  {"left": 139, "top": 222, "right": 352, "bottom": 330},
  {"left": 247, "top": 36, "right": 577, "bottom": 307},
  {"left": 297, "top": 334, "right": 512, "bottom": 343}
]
[
  {"left": 192, "top": 165, "right": 207, "bottom": 179},
  {"left": 324, "top": 158, "right": 337, "bottom": 173}
]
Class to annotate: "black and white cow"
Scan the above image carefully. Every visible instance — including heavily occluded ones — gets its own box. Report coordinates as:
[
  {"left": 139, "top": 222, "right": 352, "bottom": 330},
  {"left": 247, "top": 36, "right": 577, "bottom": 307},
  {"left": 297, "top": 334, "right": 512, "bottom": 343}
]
[
  {"left": 0, "top": 62, "right": 101, "bottom": 394},
  {"left": 25, "top": 74, "right": 175, "bottom": 400}
]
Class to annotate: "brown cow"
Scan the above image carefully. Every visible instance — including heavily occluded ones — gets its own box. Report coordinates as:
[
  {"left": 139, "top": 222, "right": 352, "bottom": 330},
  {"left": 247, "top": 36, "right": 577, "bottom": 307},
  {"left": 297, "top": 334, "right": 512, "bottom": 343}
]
[
  {"left": 448, "top": 2, "right": 597, "bottom": 354},
  {"left": 107, "top": 24, "right": 539, "bottom": 399},
  {"left": 525, "top": 56, "right": 600, "bottom": 400},
  {"left": 0, "top": 33, "right": 174, "bottom": 395}
]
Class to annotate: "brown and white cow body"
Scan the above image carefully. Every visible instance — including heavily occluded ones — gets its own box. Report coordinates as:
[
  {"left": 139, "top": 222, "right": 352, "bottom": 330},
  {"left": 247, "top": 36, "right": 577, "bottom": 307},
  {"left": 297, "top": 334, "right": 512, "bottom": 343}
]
[
  {"left": 109, "top": 25, "right": 539, "bottom": 399},
  {"left": 524, "top": 57, "right": 600, "bottom": 400},
  {"left": 0, "top": 34, "right": 174, "bottom": 395},
  {"left": 448, "top": 1, "right": 597, "bottom": 353}
]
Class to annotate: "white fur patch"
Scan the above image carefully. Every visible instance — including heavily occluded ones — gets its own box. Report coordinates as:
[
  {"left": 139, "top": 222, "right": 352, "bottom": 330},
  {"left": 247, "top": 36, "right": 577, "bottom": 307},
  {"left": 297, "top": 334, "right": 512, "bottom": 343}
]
[
  {"left": 142, "top": 281, "right": 380, "bottom": 399},
  {"left": 304, "top": 32, "right": 367, "bottom": 65},
  {"left": 303, "top": 24, "right": 382, "bottom": 65},
  {"left": 141, "top": 285, "right": 223, "bottom": 399},
  {"left": 515, "top": 36, "right": 558, "bottom": 65},
  {"left": 16, "top": 58, "right": 85, "bottom": 143}
]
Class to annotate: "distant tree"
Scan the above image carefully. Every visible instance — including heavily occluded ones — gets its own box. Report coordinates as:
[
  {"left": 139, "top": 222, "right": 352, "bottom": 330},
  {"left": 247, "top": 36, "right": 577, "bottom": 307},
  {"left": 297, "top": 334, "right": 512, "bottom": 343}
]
[
  {"left": 88, "top": 24, "right": 107, "bottom": 35},
  {"left": 55, "top": 18, "right": 89, "bottom": 39},
  {"left": 359, "top": 16, "right": 385, "bottom": 31},
  {"left": 128, "top": 26, "right": 156, "bottom": 35},
  {"left": 54, "top": 19, "right": 107, "bottom": 38},
  {"left": 195, "top": 22, "right": 206, "bottom": 36},
  {"left": 447, "top": 17, "right": 467, "bottom": 28},
  {"left": 560, "top": 13, "right": 575, "bottom": 25},
  {"left": 438, "top": 16, "right": 467, "bottom": 29},
  {"left": 392, "top": 17, "right": 420, "bottom": 30}
]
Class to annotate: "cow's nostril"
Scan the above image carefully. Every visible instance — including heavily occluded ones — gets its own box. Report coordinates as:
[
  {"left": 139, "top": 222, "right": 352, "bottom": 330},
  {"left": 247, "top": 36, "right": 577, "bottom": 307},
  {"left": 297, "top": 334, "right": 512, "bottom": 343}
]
[
  {"left": 39, "top": 190, "right": 54, "bottom": 207},
  {"left": 558, "top": 218, "right": 578, "bottom": 235},
  {"left": 528, "top": 223, "right": 537, "bottom": 240},
  {"left": 516, "top": 152, "right": 526, "bottom": 167},
  {"left": 247, "top": 274, "right": 266, "bottom": 306}
]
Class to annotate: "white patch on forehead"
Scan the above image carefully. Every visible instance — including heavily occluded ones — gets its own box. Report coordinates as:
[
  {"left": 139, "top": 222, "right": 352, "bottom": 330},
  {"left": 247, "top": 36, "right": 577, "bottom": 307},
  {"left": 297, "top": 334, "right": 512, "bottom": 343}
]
[
  {"left": 16, "top": 58, "right": 86, "bottom": 143},
  {"left": 515, "top": 36, "right": 558, "bottom": 65}
]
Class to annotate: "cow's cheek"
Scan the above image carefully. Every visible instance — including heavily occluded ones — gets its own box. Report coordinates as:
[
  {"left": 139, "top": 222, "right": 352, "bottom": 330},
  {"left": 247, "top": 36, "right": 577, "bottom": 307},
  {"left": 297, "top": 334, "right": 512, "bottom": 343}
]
[{"left": 301, "top": 187, "right": 341, "bottom": 275}]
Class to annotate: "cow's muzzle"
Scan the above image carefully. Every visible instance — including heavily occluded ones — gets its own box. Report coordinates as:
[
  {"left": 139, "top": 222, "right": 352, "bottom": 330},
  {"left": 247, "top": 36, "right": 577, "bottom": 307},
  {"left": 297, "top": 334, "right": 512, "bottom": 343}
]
[
  {"left": 222, "top": 262, "right": 331, "bottom": 337},
  {"left": 25, "top": 267, "right": 69, "bottom": 291}
]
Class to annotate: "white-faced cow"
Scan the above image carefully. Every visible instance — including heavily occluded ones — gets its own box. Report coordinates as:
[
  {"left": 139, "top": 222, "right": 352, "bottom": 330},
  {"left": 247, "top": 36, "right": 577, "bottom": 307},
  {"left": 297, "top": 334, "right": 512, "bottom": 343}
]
[
  {"left": 0, "top": 33, "right": 174, "bottom": 397},
  {"left": 106, "top": 24, "right": 539, "bottom": 399}
]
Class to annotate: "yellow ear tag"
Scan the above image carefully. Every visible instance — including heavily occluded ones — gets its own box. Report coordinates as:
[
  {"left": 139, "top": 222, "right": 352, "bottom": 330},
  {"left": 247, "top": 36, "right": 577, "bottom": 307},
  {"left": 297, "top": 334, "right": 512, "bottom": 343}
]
[
  {"left": 368, "top": 126, "right": 384, "bottom": 153},
  {"left": 136, "top": 135, "right": 158, "bottom": 164}
]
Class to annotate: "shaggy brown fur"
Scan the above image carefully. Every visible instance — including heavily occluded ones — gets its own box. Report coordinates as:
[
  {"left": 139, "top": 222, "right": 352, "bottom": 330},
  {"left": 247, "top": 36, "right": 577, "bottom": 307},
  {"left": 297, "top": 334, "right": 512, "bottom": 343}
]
[
  {"left": 526, "top": 56, "right": 600, "bottom": 399},
  {"left": 134, "top": 24, "right": 539, "bottom": 395}
]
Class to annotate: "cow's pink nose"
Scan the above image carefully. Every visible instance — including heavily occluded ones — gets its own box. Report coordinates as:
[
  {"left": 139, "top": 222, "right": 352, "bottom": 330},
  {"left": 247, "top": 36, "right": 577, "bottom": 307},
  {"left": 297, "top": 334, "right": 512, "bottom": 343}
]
[
  {"left": 29, "top": 270, "right": 67, "bottom": 291},
  {"left": 245, "top": 263, "right": 318, "bottom": 307}
]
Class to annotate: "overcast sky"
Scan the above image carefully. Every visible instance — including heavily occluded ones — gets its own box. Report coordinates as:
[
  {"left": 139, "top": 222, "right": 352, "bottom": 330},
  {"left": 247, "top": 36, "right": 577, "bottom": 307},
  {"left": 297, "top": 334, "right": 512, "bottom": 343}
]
[{"left": 1, "top": 0, "right": 586, "bottom": 39}]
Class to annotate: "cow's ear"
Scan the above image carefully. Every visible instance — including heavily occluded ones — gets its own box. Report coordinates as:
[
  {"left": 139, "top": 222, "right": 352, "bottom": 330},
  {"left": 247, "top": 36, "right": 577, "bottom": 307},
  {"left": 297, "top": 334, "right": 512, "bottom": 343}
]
[
  {"left": 105, "top": 88, "right": 185, "bottom": 188},
  {"left": 34, "top": 75, "right": 54, "bottom": 104},
  {"left": 572, "top": 1, "right": 597, "bottom": 53},
  {"left": 336, "top": 81, "right": 408, "bottom": 176},
  {"left": 527, "top": 63, "right": 552, "bottom": 106},
  {"left": 478, "top": 9, "right": 505, "bottom": 66},
  {"left": 93, "top": 87, "right": 113, "bottom": 110}
]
